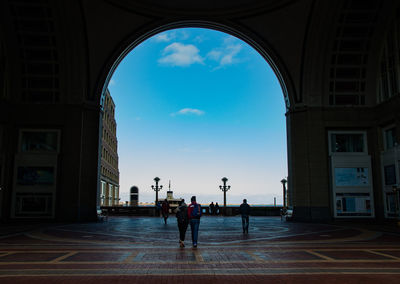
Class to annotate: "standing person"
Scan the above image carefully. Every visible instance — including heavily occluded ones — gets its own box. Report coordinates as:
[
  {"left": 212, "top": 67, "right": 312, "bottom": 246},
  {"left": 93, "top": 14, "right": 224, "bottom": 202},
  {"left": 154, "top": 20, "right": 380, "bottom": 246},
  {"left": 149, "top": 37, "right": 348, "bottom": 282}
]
[
  {"left": 215, "top": 202, "right": 220, "bottom": 215},
  {"left": 239, "top": 199, "right": 251, "bottom": 234},
  {"left": 188, "top": 196, "right": 202, "bottom": 248},
  {"left": 176, "top": 199, "right": 188, "bottom": 247},
  {"left": 161, "top": 199, "right": 170, "bottom": 224},
  {"left": 156, "top": 201, "right": 162, "bottom": 217},
  {"left": 209, "top": 202, "right": 215, "bottom": 215}
]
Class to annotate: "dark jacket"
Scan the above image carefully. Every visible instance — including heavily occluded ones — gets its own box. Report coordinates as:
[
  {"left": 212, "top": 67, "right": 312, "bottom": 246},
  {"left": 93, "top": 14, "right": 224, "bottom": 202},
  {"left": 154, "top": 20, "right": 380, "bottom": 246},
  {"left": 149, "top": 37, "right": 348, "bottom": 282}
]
[
  {"left": 239, "top": 203, "right": 251, "bottom": 216},
  {"left": 176, "top": 204, "right": 188, "bottom": 224},
  {"left": 161, "top": 201, "right": 170, "bottom": 213}
]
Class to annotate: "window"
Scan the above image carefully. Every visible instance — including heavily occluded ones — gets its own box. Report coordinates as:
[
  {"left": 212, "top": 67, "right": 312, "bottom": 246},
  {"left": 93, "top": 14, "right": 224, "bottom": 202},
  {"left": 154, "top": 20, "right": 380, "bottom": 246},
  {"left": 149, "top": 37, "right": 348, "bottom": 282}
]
[
  {"left": 17, "top": 166, "right": 54, "bottom": 186},
  {"left": 20, "top": 130, "right": 59, "bottom": 152},
  {"left": 335, "top": 193, "right": 371, "bottom": 216},
  {"left": 331, "top": 133, "right": 364, "bottom": 153},
  {"left": 384, "top": 127, "right": 396, "bottom": 150},
  {"left": 384, "top": 165, "right": 396, "bottom": 185},
  {"left": 334, "top": 167, "right": 369, "bottom": 186}
]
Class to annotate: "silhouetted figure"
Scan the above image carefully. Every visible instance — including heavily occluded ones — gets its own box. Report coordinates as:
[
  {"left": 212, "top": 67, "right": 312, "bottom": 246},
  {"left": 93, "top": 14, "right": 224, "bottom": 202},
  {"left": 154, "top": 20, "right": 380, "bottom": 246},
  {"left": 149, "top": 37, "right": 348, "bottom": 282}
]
[
  {"left": 156, "top": 201, "right": 161, "bottom": 217},
  {"left": 239, "top": 199, "right": 251, "bottom": 234},
  {"left": 188, "top": 196, "right": 202, "bottom": 247},
  {"left": 215, "top": 202, "right": 220, "bottom": 215},
  {"left": 176, "top": 199, "right": 188, "bottom": 247},
  {"left": 209, "top": 202, "right": 215, "bottom": 215},
  {"left": 161, "top": 199, "right": 170, "bottom": 224}
]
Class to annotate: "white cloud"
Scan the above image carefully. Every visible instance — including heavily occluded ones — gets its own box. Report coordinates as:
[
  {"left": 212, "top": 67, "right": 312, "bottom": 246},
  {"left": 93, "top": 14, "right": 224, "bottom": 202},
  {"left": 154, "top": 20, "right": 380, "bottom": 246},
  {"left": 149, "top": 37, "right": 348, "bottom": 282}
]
[
  {"left": 159, "top": 43, "right": 204, "bottom": 67},
  {"left": 153, "top": 33, "right": 172, "bottom": 42},
  {"left": 153, "top": 30, "right": 190, "bottom": 43},
  {"left": 207, "top": 50, "right": 222, "bottom": 61},
  {"left": 207, "top": 36, "right": 243, "bottom": 69},
  {"left": 171, "top": 108, "right": 205, "bottom": 116},
  {"left": 109, "top": 79, "right": 116, "bottom": 86},
  {"left": 193, "top": 35, "right": 206, "bottom": 43}
]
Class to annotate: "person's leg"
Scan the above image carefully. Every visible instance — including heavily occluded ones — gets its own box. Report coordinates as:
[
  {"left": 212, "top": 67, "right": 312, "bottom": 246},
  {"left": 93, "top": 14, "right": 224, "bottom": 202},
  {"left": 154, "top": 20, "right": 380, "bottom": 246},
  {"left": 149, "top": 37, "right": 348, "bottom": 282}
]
[
  {"left": 190, "top": 220, "right": 195, "bottom": 244},
  {"left": 192, "top": 219, "right": 200, "bottom": 246},
  {"left": 241, "top": 216, "right": 246, "bottom": 233},
  {"left": 179, "top": 223, "right": 187, "bottom": 242},
  {"left": 182, "top": 223, "right": 188, "bottom": 241},
  {"left": 178, "top": 223, "right": 186, "bottom": 247},
  {"left": 245, "top": 216, "right": 249, "bottom": 233},
  {"left": 178, "top": 223, "right": 183, "bottom": 241}
]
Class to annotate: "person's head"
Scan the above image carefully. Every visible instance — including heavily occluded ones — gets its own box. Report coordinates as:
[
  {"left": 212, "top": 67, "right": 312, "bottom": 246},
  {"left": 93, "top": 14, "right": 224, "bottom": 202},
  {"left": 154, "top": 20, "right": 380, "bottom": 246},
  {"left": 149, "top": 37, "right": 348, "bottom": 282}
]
[
  {"left": 191, "top": 196, "right": 196, "bottom": 203},
  {"left": 243, "top": 199, "right": 247, "bottom": 204},
  {"left": 164, "top": 199, "right": 167, "bottom": 202}
]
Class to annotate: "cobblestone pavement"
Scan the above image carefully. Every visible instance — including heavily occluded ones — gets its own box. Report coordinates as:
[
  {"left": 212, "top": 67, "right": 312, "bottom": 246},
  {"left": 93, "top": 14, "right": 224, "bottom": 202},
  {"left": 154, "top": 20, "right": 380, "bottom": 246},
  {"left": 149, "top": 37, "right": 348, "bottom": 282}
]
[{"left": 0, "top": 216, "right": 400, "bottom": 283}]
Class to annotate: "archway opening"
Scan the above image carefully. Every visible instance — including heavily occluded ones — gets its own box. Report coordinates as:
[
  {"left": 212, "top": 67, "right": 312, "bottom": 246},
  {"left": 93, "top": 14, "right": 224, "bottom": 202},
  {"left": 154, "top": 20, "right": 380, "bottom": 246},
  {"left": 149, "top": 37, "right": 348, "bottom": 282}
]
[{"left": 99, "top": 26, "right": 289, "bottom": 210}]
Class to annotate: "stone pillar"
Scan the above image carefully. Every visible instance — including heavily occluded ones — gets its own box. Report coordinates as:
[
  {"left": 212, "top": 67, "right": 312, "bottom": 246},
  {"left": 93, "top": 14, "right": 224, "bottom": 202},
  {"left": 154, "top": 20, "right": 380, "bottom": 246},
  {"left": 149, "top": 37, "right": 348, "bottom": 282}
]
[{"left": 286, "top": 108, "right": 331, "bottom": 221}]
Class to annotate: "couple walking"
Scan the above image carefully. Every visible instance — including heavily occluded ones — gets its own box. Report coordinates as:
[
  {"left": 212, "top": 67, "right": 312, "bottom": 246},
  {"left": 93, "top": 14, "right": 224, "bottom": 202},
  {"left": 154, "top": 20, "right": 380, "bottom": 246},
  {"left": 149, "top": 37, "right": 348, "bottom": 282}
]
[{"left": 175, "top": 196, "right": 202, "bottom": 248}]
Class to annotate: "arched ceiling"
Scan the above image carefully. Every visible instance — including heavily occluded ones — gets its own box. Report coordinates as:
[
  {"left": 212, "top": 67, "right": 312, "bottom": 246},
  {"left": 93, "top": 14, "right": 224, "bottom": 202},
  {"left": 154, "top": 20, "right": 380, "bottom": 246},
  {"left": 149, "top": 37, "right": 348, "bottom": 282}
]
[{"left": 1, "top": 0, "right": 398, "bottom": 110}]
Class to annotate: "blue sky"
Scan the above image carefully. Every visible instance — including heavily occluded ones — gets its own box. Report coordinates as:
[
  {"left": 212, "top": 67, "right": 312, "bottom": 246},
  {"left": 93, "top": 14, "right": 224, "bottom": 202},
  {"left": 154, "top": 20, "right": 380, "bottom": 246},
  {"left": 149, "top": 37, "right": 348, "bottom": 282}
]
[{"left": 108, "top": 28, "right": 287, "bottom": 205}]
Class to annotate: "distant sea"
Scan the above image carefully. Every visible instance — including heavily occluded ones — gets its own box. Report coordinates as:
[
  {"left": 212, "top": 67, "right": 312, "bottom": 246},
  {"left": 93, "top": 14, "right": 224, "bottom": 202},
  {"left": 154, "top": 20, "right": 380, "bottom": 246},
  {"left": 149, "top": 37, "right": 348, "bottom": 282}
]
[{"left": 137, "top": 204, "right": 282, "bottom": 207}]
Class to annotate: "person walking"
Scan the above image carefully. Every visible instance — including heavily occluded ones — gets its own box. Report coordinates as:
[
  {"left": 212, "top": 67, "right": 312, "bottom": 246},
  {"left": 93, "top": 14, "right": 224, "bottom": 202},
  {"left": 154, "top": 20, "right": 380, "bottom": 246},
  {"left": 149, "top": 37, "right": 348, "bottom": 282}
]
[
  {"left": 188, "top": 196, "right": 202, "bottom": 248},
  {"left": 209, "top": 202, "right": 215, "bottom": 215},
  {"left": 239, "top": 199, "right": 251, "bottom": 234},
  {"left": 176, "top": 199, "right": 188, "bottom": 247},
  {"left": 161, "top": 199, "right": 170, "bottom": 224}
]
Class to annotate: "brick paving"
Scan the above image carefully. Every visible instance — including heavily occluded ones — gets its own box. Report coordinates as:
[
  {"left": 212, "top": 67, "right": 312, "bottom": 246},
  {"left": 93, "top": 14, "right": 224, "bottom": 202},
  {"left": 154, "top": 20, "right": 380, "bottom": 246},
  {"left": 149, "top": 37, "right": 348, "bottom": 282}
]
[{"left": 0, "top": 216, "right": 400, "bottom": 283}]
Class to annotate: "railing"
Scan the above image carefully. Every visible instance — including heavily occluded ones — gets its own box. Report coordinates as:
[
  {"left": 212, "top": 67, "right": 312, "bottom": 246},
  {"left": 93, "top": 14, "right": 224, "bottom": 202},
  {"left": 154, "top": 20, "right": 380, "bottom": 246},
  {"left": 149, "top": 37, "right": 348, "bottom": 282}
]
[{"left": 101, "top": 205, "right": 283, "bottom": 217}]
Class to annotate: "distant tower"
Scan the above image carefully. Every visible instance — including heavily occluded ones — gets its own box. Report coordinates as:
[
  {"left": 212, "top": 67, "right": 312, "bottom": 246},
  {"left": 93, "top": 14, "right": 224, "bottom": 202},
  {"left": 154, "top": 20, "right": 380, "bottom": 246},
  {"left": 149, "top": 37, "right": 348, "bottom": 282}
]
[
  {"left": 130, "top": 186, "right": 139, "bottom": 206},
  {"left": 167, "top": 180, "right": 173, "bottom": 200}
]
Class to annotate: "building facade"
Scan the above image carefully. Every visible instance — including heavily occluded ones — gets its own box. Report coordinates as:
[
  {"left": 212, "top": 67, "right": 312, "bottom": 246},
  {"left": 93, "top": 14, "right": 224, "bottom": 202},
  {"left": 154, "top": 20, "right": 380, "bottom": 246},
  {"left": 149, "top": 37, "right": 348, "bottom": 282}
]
[
  {"left": 100, "top": 89, "right": 120, "bottom": 206},
  {"left": 0, "top": 0, "right": 399, "bottom": 222}
]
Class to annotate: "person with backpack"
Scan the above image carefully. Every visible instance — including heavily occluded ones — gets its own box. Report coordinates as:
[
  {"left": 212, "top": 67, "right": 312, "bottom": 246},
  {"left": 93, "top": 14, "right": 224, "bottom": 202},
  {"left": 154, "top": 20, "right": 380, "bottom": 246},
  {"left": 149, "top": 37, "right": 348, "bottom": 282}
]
[
  {"left": 175, "top": 199, "right": 188, "bottom": 247},
  {"left": 187, "top": 196, "right": 202, "bottom": 248},
  {"left": 161, "top": 199, "right": 170, "bottom": 224}
]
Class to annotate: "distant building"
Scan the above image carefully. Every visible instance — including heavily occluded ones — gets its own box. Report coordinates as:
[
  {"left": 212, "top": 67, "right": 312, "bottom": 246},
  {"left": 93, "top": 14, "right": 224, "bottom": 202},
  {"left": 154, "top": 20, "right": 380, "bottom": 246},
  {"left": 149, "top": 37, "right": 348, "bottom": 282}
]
[
  {"left": 130, "top": 186, "right": 139, "bottom": 206},
  {"left": 100, "top": 89, "right": 120, "bottom": 206},
  {"left": 164, "top": 181, "right": 183, "bottom": 211}
]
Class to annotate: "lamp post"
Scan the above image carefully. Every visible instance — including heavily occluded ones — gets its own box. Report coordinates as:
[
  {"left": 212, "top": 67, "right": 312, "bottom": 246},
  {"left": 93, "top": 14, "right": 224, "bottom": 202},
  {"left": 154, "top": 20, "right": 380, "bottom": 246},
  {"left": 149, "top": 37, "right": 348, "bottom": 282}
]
[
  {"left": 219, "top": 177, "right": 230, "bottom": 216},
  {"left": 151, "top": 177, "right": 163, "bottom": 205},
  {"left": 281, "top": 178, "right": 287, "bottom": 209}
]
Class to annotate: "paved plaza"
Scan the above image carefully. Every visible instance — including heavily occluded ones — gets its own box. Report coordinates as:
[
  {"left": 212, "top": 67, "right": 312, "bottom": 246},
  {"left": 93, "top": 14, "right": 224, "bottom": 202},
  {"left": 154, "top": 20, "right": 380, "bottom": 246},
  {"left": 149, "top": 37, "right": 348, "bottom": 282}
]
[{"left": 0, "top": 216, "right": 400, "bottom": 283}]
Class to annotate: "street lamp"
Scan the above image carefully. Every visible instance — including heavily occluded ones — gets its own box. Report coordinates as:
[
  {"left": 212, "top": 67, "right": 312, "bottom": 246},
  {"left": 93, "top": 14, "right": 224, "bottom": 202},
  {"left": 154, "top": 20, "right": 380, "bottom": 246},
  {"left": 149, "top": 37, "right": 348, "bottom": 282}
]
[
  {"left": 219, "top": 177, "right": 231, "bottom": 216},
  {"left": 281, "top": 178, "right": 287, "bottom": 209},
  {"left": 151, "top": 177, "right": 163, "bottom": 205}
]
